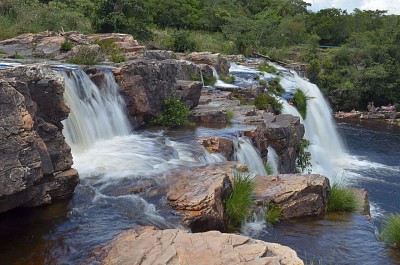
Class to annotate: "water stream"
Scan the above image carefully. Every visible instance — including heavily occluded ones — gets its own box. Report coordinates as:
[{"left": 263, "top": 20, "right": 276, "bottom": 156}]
[{"left": 0, "top": 62, "right": 399, "bottom": 264}]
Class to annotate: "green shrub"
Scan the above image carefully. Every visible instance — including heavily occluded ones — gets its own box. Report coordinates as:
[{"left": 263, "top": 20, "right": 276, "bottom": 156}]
[
  {"left": 380, "top": 214, "right": 400, "bottom": 247},
  {"left": 151, "top": 98, "right": 194, "bottom": 127},
  {"left": 92, "top": 38, "right": 117, "bottom": 54},
  {"left": 225, "top": 172, "right": 255, "bottom": 228},
  {"left": 327, "top": 183, "right": 359, "bottom": 212},
  {"left": 258, "top": 62, "right": 277, "bottom": 73},
  {"left": 171, "top": 30, "right": 196, "bottom": 52},
  {"left": 10, "top": 52, "right": 24, "bottom": 59},
  {"left": 60, "top": 39, "right": 73, "bottom": 52},
  {"left": 296, "top": 139, "right": 312, "bottom": 173},
  {"left": 220, "top": 74, "right": 235, "bottom": 84},
  {"left": 265, "top": 203, "right": 282, "bottom": 225},
  {"left": 110, "top": 52, "right": 126, "bottom": 63},
  {"left": 203, "top": 75, "right": 217, "bottom": 86},
  {"left": 0, "top": 50, "right": 6, "bottom": 55},
  {"left": 259, "top": 80, "right": 267, "bottom": 87},
  {"left": 268, "top": 78, "right": 285, "bottom": 96},
  {"left": 265, "top": 163, "right": 273, "bottom": 175},
  {"left": 68, "top": 46, "right": 98, "bottom": 65},
  {"left": 293, "top": 88, "right": 307, "bottom": 119},
  {"left": 226, "top": 109, "right": 234, "bottom": 122},
  {"left": 255, "top": 93, "right": 283, "bottom": 114},
  {"left": 191, "top": 73, "right": 201, "bottom": 82}
]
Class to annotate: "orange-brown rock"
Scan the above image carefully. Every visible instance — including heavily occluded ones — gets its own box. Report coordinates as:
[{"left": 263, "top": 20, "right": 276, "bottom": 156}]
[
  {"left": 101, "top": 227, "right": 304, "bottom": 265},
  {"left": 353, "top": 188, "right": 371, "bottom": 216},
  {"left": 180, "top": 52, "right": 230, "bottom": 75},
  {"left": 167, "top": 162, "right": 238, "bottom": 232},
  {"left": 199, "top": 137, "right": 234, "bottom": 158},
  {"left": 254, "top": 174, "right": 329, "bottom": 219}
]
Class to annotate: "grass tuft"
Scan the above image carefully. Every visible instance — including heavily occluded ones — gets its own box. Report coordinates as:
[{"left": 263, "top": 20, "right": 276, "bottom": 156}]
[
  {"left": 60, "top": 39, "right": 73, "bottom": 52},
  {"left": 327, "top": 183, "right": 359, "bottom": 212},
  {"left": 220, "top": 74, "right": 235, "bottom": 84},
  {"left": 380, "top": 214, "right": 400, "bottom": 248},
  {"left": 258, "top": 62, "right": 277, "bottom": 73},
  {"left": 293, "top": 88, "right": 307, "bottom": 119},
  {"left": 68, "top": 46, "right": 98, "bottom": 65},
  {"left": 265, "top": 203, "right": 282, "bottom": 225},
  {"left": 225, "top": 171, "right": 255, "bottom": 228},
  {"left": 226, "top": 109, "right": 234, "bottom": 122}
]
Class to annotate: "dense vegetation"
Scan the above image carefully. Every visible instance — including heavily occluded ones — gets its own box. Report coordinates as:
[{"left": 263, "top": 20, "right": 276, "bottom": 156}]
[
  {"left": 225, "top": 172, "right": 255, "bottom": 228},
  {"left": 327, "top": 183, "right": 359, "bottom": 212},
  {"left": 151, "top": 98, "right": 194, "bottom": 127},
  {"left": 1, "top": 0, "right": 400, "bottom": 108},
  {"left": 380, "top": 214, "right": 400, "bottom": 248}
]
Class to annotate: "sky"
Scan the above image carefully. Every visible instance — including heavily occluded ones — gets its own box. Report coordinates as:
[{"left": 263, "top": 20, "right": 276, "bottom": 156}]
[{"left": 304, "top": 0, "right": 400, "bottom": 15}]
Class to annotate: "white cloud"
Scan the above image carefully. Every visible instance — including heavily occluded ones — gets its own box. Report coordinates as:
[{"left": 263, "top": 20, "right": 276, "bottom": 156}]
[{"left": 304, "top": 0, "right": 400, "bottom": 14}]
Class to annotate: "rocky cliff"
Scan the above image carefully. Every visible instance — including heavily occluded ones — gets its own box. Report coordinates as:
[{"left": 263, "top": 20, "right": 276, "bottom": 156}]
[{"left": 0, "top": 65, "right": 78, "bottom": 213}]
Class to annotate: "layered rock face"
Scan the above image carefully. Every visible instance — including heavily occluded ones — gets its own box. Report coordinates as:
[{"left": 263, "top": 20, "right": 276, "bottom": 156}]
[
  {"left": 167, "top": 162, "right": 237, "bottom": 232},
  {"left": 180, "top": 52, "right": 230, "bottom": 75},
  {"left": 0, "top": 65, "right": 78, "bottom": 213},
  {"left": 113, "top": 60, "right": 203, "bottom": 126},
  {"left": 254, "top": 174, "right": 329, "bottom": 218},
  {"left": 100, "top": 226, "right": 304, "bottom": 265}
]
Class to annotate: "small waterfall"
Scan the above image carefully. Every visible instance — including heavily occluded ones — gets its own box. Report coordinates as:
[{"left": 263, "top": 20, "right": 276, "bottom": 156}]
[
  {"left": 61, "top": 70, "right": 131, "bottom": 152},
  {"left": 212, "top": 66, "right": 238, "bottom": 89},
  {"left": 234, "top": 137, "right": 267, "bottom": 176},
  {"left": 267, "top": 146, "right": 279, "bottom": 175}
]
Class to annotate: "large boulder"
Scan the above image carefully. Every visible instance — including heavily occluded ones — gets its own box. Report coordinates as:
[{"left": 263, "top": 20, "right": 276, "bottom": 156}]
[
  {"left": 0, "top": 65, "right": 78, "bottom": 213},
  {"left": 113, "top": 60, "right": 203, "bottom": 126},
  {"left": 263, "top": 114, "right": 305, "bottom": 173},
  {"left": 167, "top": 162, "right": 237, "bottom": 232},
  {"left": 199, "top": 137, "right": 234, "bottom": 159},
  {"left": 180, "top": 52, "right": 230, "bottom": 75},
  {"left": 100, "top": 226, "right": 304, "bottom": 265},
  {"left": 254, "top": 174, "right": 329, "bottom": 219}
]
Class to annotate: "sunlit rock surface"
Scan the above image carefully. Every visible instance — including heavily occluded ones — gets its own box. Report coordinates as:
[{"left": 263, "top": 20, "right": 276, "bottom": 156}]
[{"left": 100, "top": 226, "right": 304, "bottom": 265}]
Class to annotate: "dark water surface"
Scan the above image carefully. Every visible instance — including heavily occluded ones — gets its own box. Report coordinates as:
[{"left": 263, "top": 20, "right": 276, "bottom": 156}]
[
  {"left": 0, "top": 121, "right": 399, "bottom": 264},
  {"left": 255, "top": 120, "right": 400, "bottom": 265}
]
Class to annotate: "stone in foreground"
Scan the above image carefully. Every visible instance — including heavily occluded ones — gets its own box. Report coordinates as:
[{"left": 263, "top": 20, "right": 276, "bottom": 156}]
[
  {"left": 101, "top": 227, "right": 304, "bottom": 265},
  {"left": 167, "top": 162, "right": 237, "bottom": 232},
  {"left": 254, "top": 174, "right": 329, "bottom": 218}
]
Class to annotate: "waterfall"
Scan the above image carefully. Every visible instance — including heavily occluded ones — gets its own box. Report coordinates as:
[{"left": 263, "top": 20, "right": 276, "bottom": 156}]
[
  {"left": 234, "top": 137, "right": 267, "bottom": 176},
  {"left": 267, "top": 146, "right": 279, "bottom": 175},
  {"left": 211, "top": 66, "right": 238, "bottom": 89},
  {"left": 61, "top": 70, "right": 131, "bottom": 152},
  {"left": 279, "top": 71, "right": 347, "bottom": 177}
]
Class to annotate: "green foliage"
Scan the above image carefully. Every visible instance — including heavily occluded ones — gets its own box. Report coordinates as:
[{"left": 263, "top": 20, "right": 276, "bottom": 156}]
[
  {"left": 10, "top": 52, "right": 24, "bottom": 59},
  {"left": 268, "top": 78, "right": 285, "bottom": 96},
  {"left": 380, "top": 214, "right": 400, "bottom": 248},
  {"left": 151, "top": 98, "right": 194, "bottom": 127},
  {"left": 225, "top": 171, "right": 255, "bottom": 228},
  {"left": 265, "top": 203, "right": 282, "bottom": 225},
  {"left": 296, "top": 139, "right": 312, "bottom": 173},
  {"left": 327, "top": 183, "right": 359, "bottom": 212},
  {"left": 255, "top": 93, "right": 283, "bottom": 114},
  {"left": 171, "top": 30, "right": 196, "bottom": 52},
  {"left": 226, "top": 109, "right": 234, "bottom": 122},
  {"left": 68, "top": 46, "right": 98, "bottom": 65},
  {"left": 191, "top": 73, "right": 201, "bottom": 82},
  {"left": 110, "top": 52, "right": 126, "bottom": 63},
  {"left": 220, "top": 74, "right": 235, "bottom": 84},
  {"left": 293, "top": 89, "right": 307, "bottom": 119},
  {"left": 203, "top": 75, "right": 217, "bottom": 86},
  {"left": 265, "top": 163, "right": 273, "bottom": 175},
  {"left": 259, "top": 80, "right": 267, "bottom": 87},
  {"left": 258, "top": 63, "right": 277, "bottom": 73},
  {"left": 60, "top": 39, "right": 73, "bottom": 52},
  {"left": 0, "top": 50, "right": 5, "bottom": 54}
]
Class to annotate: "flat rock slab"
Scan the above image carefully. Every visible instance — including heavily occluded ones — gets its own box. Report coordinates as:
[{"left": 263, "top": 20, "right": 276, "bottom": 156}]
[
  {"left": 167, "top": 162, "right": 238, "bottom": 232},
  {"left": 353, "top": 188, "right": 371, "bottom": 216},
  {"left": 254, "top": 174, "right": 329, "bottom": 219},
  {"left": 101, "top": 227, "right": 304, "bottom": 265}
]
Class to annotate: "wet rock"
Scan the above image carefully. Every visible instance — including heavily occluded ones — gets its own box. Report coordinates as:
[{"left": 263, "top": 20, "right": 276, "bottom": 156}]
[
  {"left": 176, "top": 80, "right": 202, "bottom": 109},
  {"left": 189, "top": 106, "right": 228, "bottom": 124},
  {"left": 243, "top": 127, "right": 269, "bottom": 162},
  {"left": 113, "top": 60, "right": 204, "bottom": 125},
  {"left": 100, "top": 226, "right": 304, "bottom": 265},
  {"left": 254, "top": 174, "right": 329, "bottom": 219},
  {"left": 264, "top": 114, "right": 305, "bottom": 173},
  {"left": 180, "top": 52, "right": 230, "bottom": 75},
  {"left": 199, "top": 137, "right": 234, "bottom": 158},
  {"left": 353, "top": 188, "right": 371, "bottom": 216},
  {"left": 0, "top": 65, "right": 78, "bottom": 213},
  {"left": 167, "top": 162, "right": 238, "bottom": 232}
]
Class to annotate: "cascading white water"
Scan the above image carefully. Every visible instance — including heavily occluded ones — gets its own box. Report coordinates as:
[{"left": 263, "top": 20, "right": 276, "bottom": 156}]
[
  {"left": 267, "top": 146, "right": 279, "bottom": 175},
  {"left": 279, "top": 70, "right": 347, "bottom": 177},
  {"left": 61, "top": 70, "right": 131, "bottom": 152},
  {"left": 211, "top": 66, "right": 238, "bottom": 89},
  {"left": 234, "top": 137, "right": 267, "bottom": 176}
]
